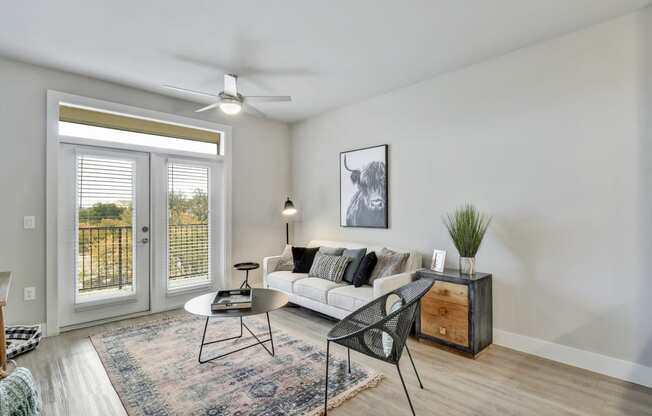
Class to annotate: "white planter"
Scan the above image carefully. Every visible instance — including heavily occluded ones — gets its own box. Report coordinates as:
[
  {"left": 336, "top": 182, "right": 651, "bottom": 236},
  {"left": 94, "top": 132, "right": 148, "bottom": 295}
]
[{"left": 459, "top": 257, "right": 476, "bottom": 275}]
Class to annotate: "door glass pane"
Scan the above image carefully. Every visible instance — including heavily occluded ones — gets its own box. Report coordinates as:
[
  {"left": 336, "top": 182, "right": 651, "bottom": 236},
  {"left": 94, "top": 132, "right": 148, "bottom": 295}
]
[
  {"left": 167, "top": 162, "right": 210, "bottom": 289},
  {"left": 77, "top": 154, "right": 136, "bottom": 301}
]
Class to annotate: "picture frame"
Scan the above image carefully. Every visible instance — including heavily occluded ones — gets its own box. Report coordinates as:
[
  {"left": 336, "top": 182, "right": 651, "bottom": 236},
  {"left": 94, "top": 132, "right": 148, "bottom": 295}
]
[
  {"left": 430, "top": 249, "right": 446, "bottom": 273},
  {"left": 339, "top": 144, "right": 388, "bottom": 228}
]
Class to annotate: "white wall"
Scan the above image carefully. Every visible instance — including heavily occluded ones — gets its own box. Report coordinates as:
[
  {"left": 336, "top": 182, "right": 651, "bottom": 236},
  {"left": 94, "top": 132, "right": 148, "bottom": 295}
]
[
  {"left": 0, "top": 56, "right": 291, "bottom": 326},
  {"left": 291, "top": 8, "right": 652, "bottom": 373}
]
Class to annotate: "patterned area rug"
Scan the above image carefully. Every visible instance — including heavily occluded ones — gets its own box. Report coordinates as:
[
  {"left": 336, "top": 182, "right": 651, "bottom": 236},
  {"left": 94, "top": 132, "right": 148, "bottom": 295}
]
[{"left": 90, "top": 312, "right": 382, "bottom": 416}]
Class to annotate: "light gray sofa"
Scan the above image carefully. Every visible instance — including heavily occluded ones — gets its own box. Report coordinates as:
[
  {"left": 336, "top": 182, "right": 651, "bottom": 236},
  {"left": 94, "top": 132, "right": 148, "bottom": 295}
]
[{"left": 263, "top": 240, "right": 422, "bottom": 319}]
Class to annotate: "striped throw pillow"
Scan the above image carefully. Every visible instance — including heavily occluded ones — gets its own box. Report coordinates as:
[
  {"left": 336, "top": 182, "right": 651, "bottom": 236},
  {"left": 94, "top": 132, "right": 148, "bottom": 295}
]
[{"left": 308, "top": 254, "right": 351, "bottom": 282}]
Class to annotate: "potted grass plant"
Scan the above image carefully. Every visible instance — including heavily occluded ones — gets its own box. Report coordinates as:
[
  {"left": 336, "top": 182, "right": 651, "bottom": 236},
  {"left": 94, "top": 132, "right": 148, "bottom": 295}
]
[{"left": 443, "top": 204, "right": 491, "bottom": 275}]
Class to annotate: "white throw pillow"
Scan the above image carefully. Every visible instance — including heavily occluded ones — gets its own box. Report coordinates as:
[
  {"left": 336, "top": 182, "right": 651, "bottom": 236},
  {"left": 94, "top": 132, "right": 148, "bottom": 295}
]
[
  {"left": 274, "top": 244, "right": 295, "bottom": 271},
  {"left": 382, "top": 295, "right": 404, "bottom": 357}
]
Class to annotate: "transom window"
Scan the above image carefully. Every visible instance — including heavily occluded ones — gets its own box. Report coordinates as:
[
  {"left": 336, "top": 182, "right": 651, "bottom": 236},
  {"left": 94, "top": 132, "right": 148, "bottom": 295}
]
[{"left": 59, "top": 104, "right": 221, "bottom": 155}]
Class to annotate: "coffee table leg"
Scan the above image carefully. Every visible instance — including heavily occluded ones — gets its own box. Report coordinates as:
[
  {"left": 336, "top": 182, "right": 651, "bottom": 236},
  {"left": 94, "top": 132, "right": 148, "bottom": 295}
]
[
  {"left": 198, "top": 317, "right": 245, "bottom": 364},
  {"left": 198, "top": 315, "right": 276, "bottom": 363},
  {"left": 198, "top": 317, "right": 209, "bottom": 363},
  {"left": 240, "top": 312, "right": 274, "bottom": 357},
  {"left": 267, "top": 312, "right": 275, "bottom": 356}
]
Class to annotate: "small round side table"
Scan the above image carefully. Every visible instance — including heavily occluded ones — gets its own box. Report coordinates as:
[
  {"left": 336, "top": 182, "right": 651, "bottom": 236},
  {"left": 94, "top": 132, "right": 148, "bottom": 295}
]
[{"left": 233, "top": 262, "right": 260, "bottom": 289}]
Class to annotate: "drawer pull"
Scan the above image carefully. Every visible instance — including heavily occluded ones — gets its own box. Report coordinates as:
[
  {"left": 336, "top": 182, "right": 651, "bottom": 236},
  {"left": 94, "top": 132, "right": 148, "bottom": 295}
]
[
  {"left": 438, "top": 307, "right": 448, "bottom": 316},
  {"left": 437, "top": 289, "right": 450, "bottom": 296},
  {"left": 439, "top": 327, "right": 447, "bottom": 335}
]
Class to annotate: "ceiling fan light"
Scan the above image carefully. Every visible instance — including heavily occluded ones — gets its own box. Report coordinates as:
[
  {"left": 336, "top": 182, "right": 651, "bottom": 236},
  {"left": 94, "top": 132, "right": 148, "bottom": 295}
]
[{"left": 219, "top": 98, "right": 242, "bottom": 115}]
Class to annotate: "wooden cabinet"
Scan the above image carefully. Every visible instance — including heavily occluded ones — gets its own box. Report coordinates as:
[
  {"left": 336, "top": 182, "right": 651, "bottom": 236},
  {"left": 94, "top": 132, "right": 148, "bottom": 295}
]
[{"left": 415, "top": 269, "right": 492, "bottom": 357}]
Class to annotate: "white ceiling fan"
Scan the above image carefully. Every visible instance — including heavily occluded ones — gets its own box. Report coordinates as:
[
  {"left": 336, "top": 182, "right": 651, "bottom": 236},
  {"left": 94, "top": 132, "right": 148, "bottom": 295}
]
[{"left": 163, "top": 74, "right": 291, "bottom": 117}]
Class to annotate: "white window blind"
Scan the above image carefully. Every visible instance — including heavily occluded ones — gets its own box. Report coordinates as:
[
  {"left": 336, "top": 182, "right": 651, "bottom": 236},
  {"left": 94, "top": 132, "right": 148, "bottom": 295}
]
[
  {"left": 76, "top": 154, "right": 136, "bottom": 295},
  {"left": 77, "top": 155, "right": 134, "bottom": 211}
]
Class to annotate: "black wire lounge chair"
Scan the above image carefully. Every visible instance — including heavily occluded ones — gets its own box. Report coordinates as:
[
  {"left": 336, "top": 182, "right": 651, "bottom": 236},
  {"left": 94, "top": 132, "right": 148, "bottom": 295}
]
[{"left": 324, "top": 279, "right": 434, "bottom": 415}]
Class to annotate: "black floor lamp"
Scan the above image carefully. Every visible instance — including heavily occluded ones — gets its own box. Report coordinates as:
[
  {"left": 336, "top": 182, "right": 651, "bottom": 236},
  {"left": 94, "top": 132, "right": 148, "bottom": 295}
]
[{"left": 282, "top": 197, "right": 297, "bottom": 244}]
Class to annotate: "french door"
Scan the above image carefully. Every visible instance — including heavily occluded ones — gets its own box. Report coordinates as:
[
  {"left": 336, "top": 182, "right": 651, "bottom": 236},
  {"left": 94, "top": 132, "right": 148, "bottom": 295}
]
[{"left": 59, "top": 144, "right": 150, "bottom": 327}]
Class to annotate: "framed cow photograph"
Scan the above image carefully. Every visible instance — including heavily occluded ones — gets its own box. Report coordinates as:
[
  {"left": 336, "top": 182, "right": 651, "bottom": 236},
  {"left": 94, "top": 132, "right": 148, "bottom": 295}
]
[{"left": 340, "top": 144, "right": 388, "bottom": 228}]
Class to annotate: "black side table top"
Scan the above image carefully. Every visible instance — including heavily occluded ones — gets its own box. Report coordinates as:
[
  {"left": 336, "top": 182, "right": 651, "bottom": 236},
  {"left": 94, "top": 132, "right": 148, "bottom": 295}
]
[
  {"left": 416, "top": 268, "right": 491, "bottom": 284},
  {"left": 234, "top": 262, "right": 260, "bottom": 271}
]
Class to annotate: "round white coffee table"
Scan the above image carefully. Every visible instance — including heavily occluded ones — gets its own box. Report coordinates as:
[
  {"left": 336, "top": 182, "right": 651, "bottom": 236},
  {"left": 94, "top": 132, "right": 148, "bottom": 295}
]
[{"left": 184, "top": 288, "right": 288, "bottom": 364}]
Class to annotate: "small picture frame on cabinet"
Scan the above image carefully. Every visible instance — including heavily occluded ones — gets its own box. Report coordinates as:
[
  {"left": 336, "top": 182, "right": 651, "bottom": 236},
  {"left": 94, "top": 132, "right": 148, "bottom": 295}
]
[{"left": 430, "top": 249, "right": 446, "bottom": 273}]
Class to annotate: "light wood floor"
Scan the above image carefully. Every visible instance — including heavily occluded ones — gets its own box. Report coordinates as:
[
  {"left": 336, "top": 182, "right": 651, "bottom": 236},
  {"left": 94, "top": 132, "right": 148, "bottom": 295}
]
[{"left": 16, "top": 306, "right": 652, "bottom": 415}]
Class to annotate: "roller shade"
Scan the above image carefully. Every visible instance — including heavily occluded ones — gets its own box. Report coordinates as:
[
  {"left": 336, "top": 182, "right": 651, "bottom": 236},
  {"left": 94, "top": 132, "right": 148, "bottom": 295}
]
[{"left": 60, "top": 105, "right": 220, "bottom": 145}]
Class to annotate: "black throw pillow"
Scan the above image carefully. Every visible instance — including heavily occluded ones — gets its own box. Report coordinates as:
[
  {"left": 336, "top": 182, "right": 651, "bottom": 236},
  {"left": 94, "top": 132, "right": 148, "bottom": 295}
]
[
  {"left": 353, "top": 252, "right": 377, "bottom": 287},
  {"left": 292, "top": 246, "right": 320, "bottom": 273}
]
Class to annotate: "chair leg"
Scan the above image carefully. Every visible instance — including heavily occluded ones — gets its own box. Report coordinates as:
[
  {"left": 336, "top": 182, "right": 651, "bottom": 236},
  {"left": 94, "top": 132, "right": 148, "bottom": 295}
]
[
  {"left": 404, "top": 344, "right": 423, "bottom": 389},
  {"left": 324, "top": 340, "right": 330, "bottom": 415},
  {"left": 347, "top": 348, "right": 351, "bottom": 374},
  {"left": 396, "top": 362, "right": 416, "bottom": 416}
]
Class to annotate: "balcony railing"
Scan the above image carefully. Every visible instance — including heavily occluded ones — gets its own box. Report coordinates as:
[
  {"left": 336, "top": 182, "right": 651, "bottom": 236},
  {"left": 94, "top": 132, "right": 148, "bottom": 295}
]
[
  {"left": 78, "top": 224, "right": 208, "bottom": 293},
  {"left": 168, "top": 223, "right": 209, "bottom": 281},
  {"left": 78, "top": 226, "right": 133, "bottom": 292}
]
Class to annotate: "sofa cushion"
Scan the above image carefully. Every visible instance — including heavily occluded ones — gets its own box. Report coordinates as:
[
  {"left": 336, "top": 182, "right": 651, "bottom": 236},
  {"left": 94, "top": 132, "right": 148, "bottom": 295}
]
[
  {"left": 266, "top": 271, "right": 308, "bottom": 293},
  {"left": 318, "top": 246, "right": 345, "bottom": 256},
  {"left": 292, "top": 246, "right": 320, "bottom": 273},
  {"left": 308, "top": 254, "right": 351, "bottom": 282},
  {"left": 274, "top": 244, "right": 295, "bottom": 271},
  {"left": 293, "top": 278, "right": 348, "bottom": 303},
  {"left": 353, "top": 252, "right": 377, "bottom": 287},
  {"left": 369, "top": 248, "right": 409, "bottom": 285},
  {"left": 313, "top": 246, "right": 345, "bottom": 268},
  {"left": 327, "top": 285, "right": 374, "bottom": 312},
  {"left": 341, "top": 248, "right": 367, "bottom": 283}
]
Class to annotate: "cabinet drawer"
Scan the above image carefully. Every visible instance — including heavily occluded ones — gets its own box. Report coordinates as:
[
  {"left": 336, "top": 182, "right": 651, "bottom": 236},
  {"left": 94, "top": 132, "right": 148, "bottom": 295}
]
[
  {"left": 420, "top": 300, "right": 469, "bottom": 347},
  {"left": 423, "top": 280, "right": 468, "bottom": 306}
]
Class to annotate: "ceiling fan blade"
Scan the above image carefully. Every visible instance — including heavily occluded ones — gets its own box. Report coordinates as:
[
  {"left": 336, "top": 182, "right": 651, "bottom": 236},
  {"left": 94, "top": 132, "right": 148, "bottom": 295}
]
[
  {"left": 162, "top": 85, "right": 218, "bottom": 98},
  {"left": 243, "top": 96, "right": 292, "bottom": 103},
  {"left": 243, "top": 103, "right": 267, "bottom": 118},
  {"left": 224, "top": 74, "right": 238, "bottom": 97},
  {"left": 195, "top": 102, "right": 220, "bottom": 113}
]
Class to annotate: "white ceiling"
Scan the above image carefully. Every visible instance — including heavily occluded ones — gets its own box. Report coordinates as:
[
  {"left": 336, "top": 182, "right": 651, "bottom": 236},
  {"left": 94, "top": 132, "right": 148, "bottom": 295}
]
[{"left": 0, "top": 1, "right": 649, "bottom": 122}]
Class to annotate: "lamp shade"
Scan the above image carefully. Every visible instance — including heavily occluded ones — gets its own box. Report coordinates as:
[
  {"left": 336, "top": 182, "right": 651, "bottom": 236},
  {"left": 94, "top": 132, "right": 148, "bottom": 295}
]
[{"left": 282, "top": 197, "right": 297, "bottom": 216}]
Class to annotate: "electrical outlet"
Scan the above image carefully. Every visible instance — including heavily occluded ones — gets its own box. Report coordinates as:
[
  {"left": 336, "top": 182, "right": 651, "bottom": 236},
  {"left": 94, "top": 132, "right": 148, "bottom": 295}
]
[
  {"left": 23, "top": 216, "right": 35, "bottom": 229},
  {"left": 24, "top": 287, "right": 36, "bottom": 301}
]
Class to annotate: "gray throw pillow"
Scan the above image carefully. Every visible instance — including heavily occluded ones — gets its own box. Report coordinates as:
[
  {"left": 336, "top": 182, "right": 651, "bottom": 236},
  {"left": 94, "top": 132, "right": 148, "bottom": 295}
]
[
  {"left": 313, "top": 246, "right": 345, "bottom": 266},
  {"left": 318, "top": 246, "right": 345, "bottom": 256},
  {"left": 368, "top": 248, "right": 409, "bottom": 285},
  {"left": 308, "top": 254, "right": 351, "bottom": 282},
  {"left": 274, "top": 244, "right": 295, "bottom": 271},
  {"left": 341, "top": 248, "right": 367, "bottom": 283}
]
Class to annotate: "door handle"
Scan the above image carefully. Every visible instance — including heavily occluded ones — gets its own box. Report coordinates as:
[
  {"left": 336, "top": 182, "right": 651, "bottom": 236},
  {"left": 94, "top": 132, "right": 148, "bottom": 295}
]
[{"left": 139, "top": 237, "right": 149, "bottom": 244}]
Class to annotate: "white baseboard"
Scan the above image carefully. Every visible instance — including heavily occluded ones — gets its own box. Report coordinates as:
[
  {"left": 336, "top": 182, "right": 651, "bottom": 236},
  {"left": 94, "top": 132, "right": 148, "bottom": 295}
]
[{"left": 494, "top": 329, "right": 652, "bottom": 388}]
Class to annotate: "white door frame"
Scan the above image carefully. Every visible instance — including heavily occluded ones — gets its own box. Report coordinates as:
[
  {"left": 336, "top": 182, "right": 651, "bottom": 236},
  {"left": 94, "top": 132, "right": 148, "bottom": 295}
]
[
  {"left": 58, "top": 144, "right": 151, "bottom": 326},
  {"left": 46, "top": 90, "right": 232, "bottom": 336},
  {"left": 149, "top": 154, "right": 224, "bottom": 313}
]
